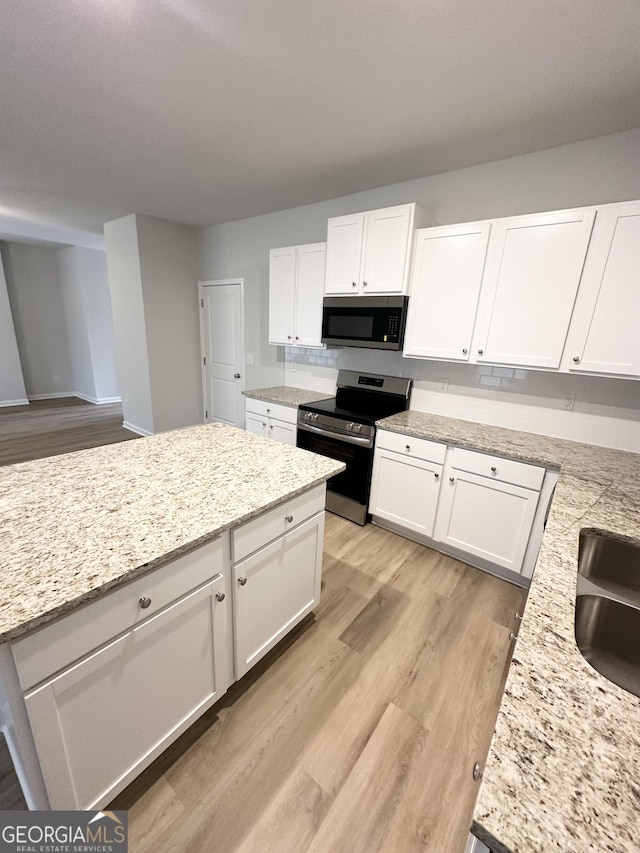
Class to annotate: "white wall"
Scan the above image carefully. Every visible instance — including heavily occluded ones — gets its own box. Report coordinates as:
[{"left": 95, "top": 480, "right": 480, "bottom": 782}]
[
  {"left": 136, "top": 215, "right": 202, "bottom": 432},
  {"left": 198, "top": 129, "right": 640, "bottom": 451},
  {"left": 105, "top": 215, "right": 154, "bottom": 434},
  {"left": 1, "top": 242, "right": 73, "bottom": 398},
  {"left": 57, "top": 246, "right": 120, "bottom": 403},
  {"left": 0, "top": 251, "right": 27, "bottom": 406},
  {"left": 105, "top": 214, "right": 201, "bottom": 435}
]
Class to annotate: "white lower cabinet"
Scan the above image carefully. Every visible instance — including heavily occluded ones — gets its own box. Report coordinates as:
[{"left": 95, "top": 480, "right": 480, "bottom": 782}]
[
  {"left": 433, "top": 468, "right": 539, "bottom": 574},
  {"left": 370, "top": 450, "right": 443, "bottom": 537},
  {"left": 23, "top": 576, "right": 229, "bottom": 810},
  {"left": 245, "top": 399, "right": 297, "bottom": 446},
  {"left": 232, "top": 493, "right": 325, "bottom": 679}
]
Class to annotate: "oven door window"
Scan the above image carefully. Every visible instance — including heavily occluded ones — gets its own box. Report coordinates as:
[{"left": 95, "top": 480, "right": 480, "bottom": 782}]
[{"left": 297, "top": 430, "right": 372, "bottom": 505}]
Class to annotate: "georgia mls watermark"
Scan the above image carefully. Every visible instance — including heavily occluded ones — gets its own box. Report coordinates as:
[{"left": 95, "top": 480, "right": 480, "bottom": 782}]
[{"left": 0, "top": 811, "right": 128, "bottom": 853}]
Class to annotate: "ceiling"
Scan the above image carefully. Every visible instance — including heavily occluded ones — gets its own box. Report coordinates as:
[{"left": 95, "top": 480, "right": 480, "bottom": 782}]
[{"left": 1, "top": 0, "right": 640, "bottom": 244}]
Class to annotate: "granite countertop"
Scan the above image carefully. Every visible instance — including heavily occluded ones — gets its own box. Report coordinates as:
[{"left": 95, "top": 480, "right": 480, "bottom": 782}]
[
  {"left": 378, "top": 411, "right": 640, "bottom": 853},
  {"left": 0, "top": 423, "right": 343, "bottom": 644},
  {"left": 243, "top": 385, "right": 333, "bottom": 407}
]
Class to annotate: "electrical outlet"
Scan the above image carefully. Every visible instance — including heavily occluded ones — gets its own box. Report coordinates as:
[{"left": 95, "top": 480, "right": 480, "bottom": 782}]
[
  {"left": 563, "top": 393, "right": 576, "bottom": 411},
  {"left": 439, "top": 379, "right": 449, "bottom": 393}
]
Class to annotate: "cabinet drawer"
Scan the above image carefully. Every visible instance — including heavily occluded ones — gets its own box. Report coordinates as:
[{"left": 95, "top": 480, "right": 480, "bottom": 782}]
[
  {"left": 233, "top": 484, "right": 325, "bottom": 563},
  {"left": 245, "top": 399, "right": 296, "bottom": 425},
  {"left": 12, "top": 535, "right": 229, "bottom": 692},
  {"left": 376, "top": 429, "right": 446, "bottom": 464},
  {"left": 450, "top": 447, "right": 544, "bottom": 491}
]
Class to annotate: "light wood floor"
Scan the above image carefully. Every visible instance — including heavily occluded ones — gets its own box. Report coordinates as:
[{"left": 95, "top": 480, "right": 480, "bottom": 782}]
[
  {"left": 111, "top": 515, "right": 525, "bottom": 853},
  {"left": 0, "top": 396, "right": 138, "bottom": 466}
]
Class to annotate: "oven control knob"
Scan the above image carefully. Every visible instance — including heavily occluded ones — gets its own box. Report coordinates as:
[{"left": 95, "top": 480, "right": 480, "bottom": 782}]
[
  {"left": 346, "top": 422, "right": 354, "bottom": 431},
  {"left": 313, "top": 413, "right": 319, "bottom": 421},
  {"left": 354, "top": 423, "right": 362, "bottom": 432}
]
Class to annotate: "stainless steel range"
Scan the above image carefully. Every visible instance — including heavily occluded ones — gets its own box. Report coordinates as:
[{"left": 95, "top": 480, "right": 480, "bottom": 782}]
[{"left": 296, "top": 370, "right": 412, "bottom": 525}]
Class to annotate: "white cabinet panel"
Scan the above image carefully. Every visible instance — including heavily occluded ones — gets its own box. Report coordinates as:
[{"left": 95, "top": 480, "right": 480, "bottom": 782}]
[
  {"left": 361, "top": 205, "right": 414, "bottom": 294},
  {"left": 434, "top": 470, "right": 540, "bottom": 574},
  {"left": 404, "top": 222, "right": 491, "bottom": 361},
  {"left": 370, "top": 449, "right": 443, "bottom": 537},
  {"left": 268, "top": 247, "right": 296, "bottom": 345},
  {"left": 24, "top": 576, "right": 229, "bottom": 809},
  {"left": 473, "top": 209, "right": 595, "bottom": 368},
  {"left": 269, "top": 419, "right": 296, "bottom": 445},
  {"left": 233, "top": 513, "right": 324, "bottom": 679},
  {"left": 269, "top": 243, "right": 325, "bottom": 347},
  {"left": 324, "top": 214, "right": 364, "bottom": 295},
  {"left": 245, "top": 411, "right": 269, "bottom": 437},
  {"left": 563, "top": 201, "right": 640, "bottom": 377},
  {"left": 245, "top": 401, "right": 297, "bottom": 446}
]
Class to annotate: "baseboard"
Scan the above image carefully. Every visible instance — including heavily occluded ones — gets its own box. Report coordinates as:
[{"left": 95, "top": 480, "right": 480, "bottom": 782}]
[
  {"left": 27, "top": 393, "right": 75, "bottom": 401},
  {"left": 122, "top": 421, "right": 153, "bottom": 437},
  {"left": 74, "top": 392, "right": 122, "bottom": 405},
  {"left": 0, "top": 398, "right": 30, "bottom": 408}
]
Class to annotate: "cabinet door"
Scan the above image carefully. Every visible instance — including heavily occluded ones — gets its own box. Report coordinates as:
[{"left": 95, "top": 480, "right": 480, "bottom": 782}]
[
  {"left": 563, "top": 202, "right": 640, "bottom": 377},
  {"left": 404, "top": 222, "right": 491, "bottom": 361},
  {"left": 361, "top": 205, "right": 414, "bottom": 294},
  {"left": 234, "top": 512, "right": 324, "bottom": 679},
  {"left": 369, "top": 449, "right": 443, "bottom": 537},
  {"left": 294, "top": 242, "right": 326, "bottom": 347},
  {"left": 473, "top": 209, "right": 595, "bottom": 368},
  {"left": 24, "top": 576, "right": 229, "bottom": 810},
  {"left": 269, "top": 247, "right": 297, "bottom": 344},
  {"left": 433, "top": 470, "right": 540, "bottom": 574},
  {"left": 324, "top": 214, "right": 364, "bottom": 294},
  {"left": 246, "top": 410, "right": 269, "bottom": 437},
  {"left": 268, "top": 418, "right": 297, "bottom": 446}
]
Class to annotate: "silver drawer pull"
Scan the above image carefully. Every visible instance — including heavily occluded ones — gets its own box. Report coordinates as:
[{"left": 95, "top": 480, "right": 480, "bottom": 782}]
[
  {"left": 434, "top": 473, "right": 440, "bottom": 480},
  {"left": 139, "top": 597, "right": 152, "bottom": 609},
  {"left": 238, "top": 577, "right": 247, "bottom": 586},
  {"left": 405, "top": 444, "right": 411, "bottom": 451},
  {"left": 215, "top": 592, "right": 225, "bottom": 602},
  {"left": 509, "top": 632, "right": 518, "bottom": 642},
  {"left": 285, "top": 514, "right": 294, "bottom": 523},
  {"left": 449, "top": 476, "right": 455, "bottom": 483},
  {"left": 490, "top": 466, "right": 497, "bottom": 474}
]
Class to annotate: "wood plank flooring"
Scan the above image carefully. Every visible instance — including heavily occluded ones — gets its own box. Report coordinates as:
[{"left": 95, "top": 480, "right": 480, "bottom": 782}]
[
  {"left": 111, "top": 516, "right": 525, "bottom": 853},
  {"left": 0, "top": 397, "right": 138, "bottom": 466},
  {"left": 0, "top": 402, "right": 525, "bottom": 850}
]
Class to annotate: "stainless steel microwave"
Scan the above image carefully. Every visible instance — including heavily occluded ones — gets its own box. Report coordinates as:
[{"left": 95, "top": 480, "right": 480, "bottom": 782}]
[{"left": 321, "top": 296, "right": 409, "bottom": 350}]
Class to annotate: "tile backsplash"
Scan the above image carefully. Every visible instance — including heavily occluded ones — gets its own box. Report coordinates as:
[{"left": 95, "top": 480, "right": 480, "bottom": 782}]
[{"left": 284, "top": 347, "right": 640, "bottom": 452}]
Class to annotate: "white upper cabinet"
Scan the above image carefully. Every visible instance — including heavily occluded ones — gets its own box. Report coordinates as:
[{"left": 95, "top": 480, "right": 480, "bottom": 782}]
[
  {"left": 269, "top": 242, "right": 326, "bottom": 347},
  {"left": 403, "top": 221, "right": 491, "bottom": 361},
  {"left": 471, "top": 208, "right": 596, "bottom": 369},
  {"left": 325, "top": 203, "right": 424, "bottom": 295},
  {"left": 562, "top": 201, "right": 640, "bottom": 378}
]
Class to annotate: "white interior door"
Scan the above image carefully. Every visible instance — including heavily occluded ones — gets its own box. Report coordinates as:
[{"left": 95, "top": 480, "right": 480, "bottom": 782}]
[{"left": 200, "top": 280, "right": 245, "bottom": 427}]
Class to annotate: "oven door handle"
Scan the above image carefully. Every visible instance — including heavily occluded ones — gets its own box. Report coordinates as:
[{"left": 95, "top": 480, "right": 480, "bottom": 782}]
[{"left": 297, "top": 421, "right": 374, "bottom": 448}]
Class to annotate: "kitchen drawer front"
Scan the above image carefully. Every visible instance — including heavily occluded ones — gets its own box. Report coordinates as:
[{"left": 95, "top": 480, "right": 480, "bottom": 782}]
[
  {"left": 450, "top": 447, "right": 545, "bottom": 491},
  {"left": 12, "top": 534, "right": 229, "bottom": 692},
  {"left": 245, "top": 399, "right": 296, "bottom": 424},
  {"left": 376, "top": 429, "right": 447, "bottom": 464},
  {"left": 233, "top": 484, "right": 325, "bottom": 563}
]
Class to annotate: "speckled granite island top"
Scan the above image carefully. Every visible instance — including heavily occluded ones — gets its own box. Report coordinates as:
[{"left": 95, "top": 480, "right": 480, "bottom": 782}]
[
  {"left": 0, "top": 423, "right": 343, "bottom": 644},
  {"left": 243, "top": 385, "right": 333, "bottom": 407},
  {"left": 379, "top": 410, "right": 640, "bottom": 853}
]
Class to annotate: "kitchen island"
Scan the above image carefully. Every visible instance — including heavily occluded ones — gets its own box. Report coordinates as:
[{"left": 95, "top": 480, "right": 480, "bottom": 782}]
[
  {"left": 0, "top": 423, "right": 344, "bottom": 810},
  {"left": 379, "top": 410, "right": 640, "bottom": 853}
]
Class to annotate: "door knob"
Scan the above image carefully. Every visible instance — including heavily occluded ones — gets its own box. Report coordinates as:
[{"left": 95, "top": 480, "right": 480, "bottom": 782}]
[{"left": 234, "top": 373, "right": 241, "bottom": 379}]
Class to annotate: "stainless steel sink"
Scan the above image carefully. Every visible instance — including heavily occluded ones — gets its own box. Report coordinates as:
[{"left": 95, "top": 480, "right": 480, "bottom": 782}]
[
  {"left": 575, "top": 530, "right": 640, "bottom": 698},
  {"left": 578, "top": 530, "right": 640, "bottom": 605},
  {"left": 575, "top": 595, "right": 640, "bottom": 699}
]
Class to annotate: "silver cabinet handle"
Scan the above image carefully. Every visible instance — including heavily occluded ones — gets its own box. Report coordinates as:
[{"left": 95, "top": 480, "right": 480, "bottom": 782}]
[
  {"left": 462, "top": 348, "right": 468, "bottom": 355},
  {"left": 139, "top": 597, "right": 152, "bottom": 609},
  {"left": 234, "top": 373, "right": 241, "bottom": 379},
  {"left": 269, "top": 425, "right": 273, "bottom": 429},
  {"left": 287, "top": 335, "right": 292, "bottom": 340},
  {"left": 472, "top": 762, "right": 483, "bottom": 782},
  {"left": 295, "top": 336, "right": 299, "bottom": 341},
  {"left": 266, "top": 408, "right": 270, "bottom": 413},
  {"left": 238, "top": 577, "right": 247, "bottom": 586},
  {"left": 573, "top": 356, "right": 580, "bottom": 364},
  {"left": 351, "top": 281, "right": 357, "bottom": 287},
  {"left": 515, "top": 612, "right": 523, "bottom": 621},
  {"left": 215, "top": 592, "right": 225, "bottom": 602},
  {"left": 285, "top": 514, "right": 293, "bottom": 522},
  {"left": 362, "top": 281, "right": 368, "bottom": 287},
  {"left": 434, "top": 473, "right": 440, "bottom": 480},
  {"left": 449, "top": 476, "right": 455, "bottom": 483},
  {"left": 478, "top": 349, "right": 484, "bottom": 356},
  {"left": 509, "top": 632, "right": 518, "bottom": 641},
  {"left": 262, "top": 422, "right": 267, "bottom": 427},
  {"left": 490, "top": 466, "right": 497, "bottom": 474},
  {"left": 405, "top": 444, "right": 411, "bottom": 451}
]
